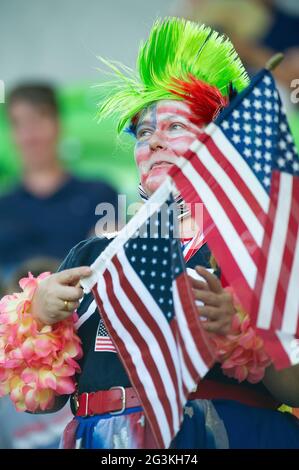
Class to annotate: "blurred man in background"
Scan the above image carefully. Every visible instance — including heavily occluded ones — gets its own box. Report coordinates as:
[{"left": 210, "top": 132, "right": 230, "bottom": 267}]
[{"left": 0, "top": 84, "right": 118, "bottom": 280}]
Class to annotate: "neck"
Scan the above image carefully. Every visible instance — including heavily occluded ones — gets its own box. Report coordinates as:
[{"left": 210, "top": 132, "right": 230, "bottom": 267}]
[
  {"left": 23, "top": 159, "right": 68, "bottom": 198},
  {"left": 179, "top": 214, "right": 200, "bottom": 240},
  {"left": 138, "top": 184, "right": 200, "bottom": 240}
]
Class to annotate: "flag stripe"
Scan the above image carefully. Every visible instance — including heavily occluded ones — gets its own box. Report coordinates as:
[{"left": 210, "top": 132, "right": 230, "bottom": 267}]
[
  {"left": 93, "top": 276, "right": 167, "bottom": 448},
  {"left": 182, "top": 147, "right": 261, "bottom": 265},
  {"left": 95, "top": 339, "right": 114, "bottom": 344},
  {"left": 170, "top": 156, "right": 258, "bottom": 286},
  {"left": 280, "top": 178, "right": 299, "bottom": 335},
  {"left": 171, "top": 317, "right": 192, "bottom": 403},
  {"left": 95, "top": 346, "right": 116, "bottom": 350},
  {"left": 271, "top": 176, "right": 299, "bottom": 333},
  {"left": 107, "top": 258, "right": 177, "bottom": 438},
  {"left": 170, "top": 160, "right": 257, "bottom": 295},
  {"left": 114, "top": 253, "right": 183, "bottom": 427},
  {"left": 200, "top": 133, "right": 268, "bottom": 225},
  {"left": 171, "top": 317, "right": 198, "bottom": 392},
  {"left": 116, "top": 251, "right": 185, "bottom": 403},
  {"left": 193, "top": 136, "right": 266, "bottom": 244},
  {"left": 282, "top": 242, "right": 299, "bottom": 336},
  {"left": 173, "top": 168, "right": 254, "bottom": 312},
  {"left": 256, "top": 173, "right": 293, "bottom": 331},
  {"left": 173, "top": 278, "right": 210, "bottom": 378},
  {"left": 176, "top": 273, "right": 214, "bottom": 370},
  {"left": 114, "top": 259, "right": 183, "bottom": 400},
  {"left": 203, "top": 126, "right": 269, "bottom": 213},
  {"left": 250, "top": 178, "right": 276, "bottom": 328},
  {"left": 171, "top": 307, "right": 202, "bottom": 387}
]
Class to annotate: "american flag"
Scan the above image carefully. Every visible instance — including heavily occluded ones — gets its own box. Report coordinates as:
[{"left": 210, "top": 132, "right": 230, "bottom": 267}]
[
  {"left": 168, "top": 70, "right": 299, "bottom": 368},
  {"left": 81, "top": 185, "right": 215, "bottom": 448},
  {"left": 251, "top": 168, "right": 299, "bottom": 367},
  {"left": 94, "top": 318, "right": 117, "bottom": 353}
]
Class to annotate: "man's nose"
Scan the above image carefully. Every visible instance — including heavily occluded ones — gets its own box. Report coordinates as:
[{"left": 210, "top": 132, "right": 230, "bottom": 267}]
[{"left": 148, "top": 131, "right": 167, "bottom": 151}]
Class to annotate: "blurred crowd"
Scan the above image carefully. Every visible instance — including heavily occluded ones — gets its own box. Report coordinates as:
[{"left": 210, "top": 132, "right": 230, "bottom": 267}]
[{"left": 0, "top": 0, "right": 299, "bottom": 449}]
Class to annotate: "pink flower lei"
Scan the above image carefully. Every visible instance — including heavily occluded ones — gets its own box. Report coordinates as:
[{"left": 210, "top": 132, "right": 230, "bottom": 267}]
[
  {"left": 210, "top": 288, "right": 272, "bottom": 383},
  {"left": 0, "top": 272, "right": 82, "bottom": 412}
]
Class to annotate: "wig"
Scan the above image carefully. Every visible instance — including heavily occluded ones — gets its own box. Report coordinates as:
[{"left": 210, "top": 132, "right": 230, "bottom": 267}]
[{"left": 96, "top": 17, "right": 249, "bottom": 132}]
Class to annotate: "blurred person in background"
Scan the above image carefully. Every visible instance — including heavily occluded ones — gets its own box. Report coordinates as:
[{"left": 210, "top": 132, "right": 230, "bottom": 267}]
[
  {"left": 0, "top": 256, "right": 73, "bottom": 449},
  {"left": 0, "top": 84, "right": 118, "bottom": 280}
]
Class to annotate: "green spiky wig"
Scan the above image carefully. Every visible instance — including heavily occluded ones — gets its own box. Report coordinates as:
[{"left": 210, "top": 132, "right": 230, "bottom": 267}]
[{"left": 96, "top": 17, "right": 249, "bottom": 133}]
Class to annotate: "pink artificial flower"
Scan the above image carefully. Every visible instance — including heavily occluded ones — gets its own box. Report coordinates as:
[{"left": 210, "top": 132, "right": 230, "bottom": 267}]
[
  {"left": 0, "top": 272, "right": 83, "bottom": 412},
  {"left": 210, "top": 295, "right": 272, "bottom": 384}
]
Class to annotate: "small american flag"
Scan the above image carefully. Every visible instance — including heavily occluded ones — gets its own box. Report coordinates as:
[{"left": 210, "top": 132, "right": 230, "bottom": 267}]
[
  {"left": 169, "top": 69, "right": 299, "bottom": 368},
  {"left": 94, "top": 318, "right": 117, "bottom": 353},
  {"left": 81, "top": 184, "right": 214, "bottom": 448}
]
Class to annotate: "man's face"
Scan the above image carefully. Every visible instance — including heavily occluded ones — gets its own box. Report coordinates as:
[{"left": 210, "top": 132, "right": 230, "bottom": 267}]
[
  {"left": 9, "top": 101, "right": 60, "bottom": 169},
  {"left": 134, "top": 100, "right": 202, "bottom": 195}
]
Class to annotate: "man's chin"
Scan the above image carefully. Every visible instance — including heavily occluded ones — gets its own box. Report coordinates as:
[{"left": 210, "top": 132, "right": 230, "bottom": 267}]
[{"left": 144, "top": 174, "right": 169, "bottom": 195}]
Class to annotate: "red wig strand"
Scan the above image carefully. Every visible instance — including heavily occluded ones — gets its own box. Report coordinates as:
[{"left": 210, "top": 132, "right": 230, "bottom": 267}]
[{"left": 170, "top": 75, "right": 228, "bottom": 127}]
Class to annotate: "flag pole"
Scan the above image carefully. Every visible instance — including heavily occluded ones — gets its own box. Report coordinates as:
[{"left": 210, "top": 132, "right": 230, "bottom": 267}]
[{"left": 265, "top": 53, "right": 284, "bottom": 71}]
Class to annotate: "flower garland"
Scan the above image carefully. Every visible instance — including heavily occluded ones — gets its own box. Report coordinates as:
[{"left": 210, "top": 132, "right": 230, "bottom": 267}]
[
  {"left": 210, "top": 289, "right": 272, "bottom": 383},
  {"left": 0, "top": 273, "right": 82, "bottom": 412}
]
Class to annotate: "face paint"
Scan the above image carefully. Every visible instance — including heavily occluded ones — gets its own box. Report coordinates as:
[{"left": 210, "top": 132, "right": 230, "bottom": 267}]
[{"left": 134, "top": 100, "right": 203, "bottom": 195}]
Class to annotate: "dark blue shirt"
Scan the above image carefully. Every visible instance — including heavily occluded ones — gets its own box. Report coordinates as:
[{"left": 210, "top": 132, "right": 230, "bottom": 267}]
[{"left": 0, "top": 176, "right": 118, "bottom": 277}]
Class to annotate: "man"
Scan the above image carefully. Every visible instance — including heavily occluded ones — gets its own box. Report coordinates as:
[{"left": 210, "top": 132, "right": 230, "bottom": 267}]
[
  {"left": 0, "top": 84, "right": 118, "bottom": 279},
  {"left": 2, "top": 18, "right": 299, "bottom": 449}
]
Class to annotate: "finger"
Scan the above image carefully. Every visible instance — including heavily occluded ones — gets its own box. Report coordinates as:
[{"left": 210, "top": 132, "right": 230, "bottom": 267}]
[
  {"left": 195, "top": 266, "right": 222, "bottom": 294},
  {"left": 60, "top": 300, "right": 80, "bottom": 312},
  {"left": 56, "top": 285, "right": 84, "bottom": 302},
  {"left": 192, "top": 289, "right": 221, "bottom": 307},
  {"left": 188, "top": 276, "right": 209, "bottom": 291},
  {"left": 43, "top": 309, "right": 71, "bottom": 325},
  {"left": 197, "top": 305, "right": 220, "bottom": 321},
  {"left": 201, "top": 320, "right": 227, "bottom": 334},
  {"left": 56, "top": 266, "right": 92, "bottom": 286}
]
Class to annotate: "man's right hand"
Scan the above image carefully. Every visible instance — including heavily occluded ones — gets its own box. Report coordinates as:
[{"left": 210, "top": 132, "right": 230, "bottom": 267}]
[{"left": 30, "top": 266, "right": 92, "bottom": 325}]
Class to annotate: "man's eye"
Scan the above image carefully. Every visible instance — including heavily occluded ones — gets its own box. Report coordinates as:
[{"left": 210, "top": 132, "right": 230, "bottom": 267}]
[
  {"left": 137, "top": 129, "right": 152, "bottom": 139},
  {"left": 169, "top": 123, "right": 185, "bottom": 131}
]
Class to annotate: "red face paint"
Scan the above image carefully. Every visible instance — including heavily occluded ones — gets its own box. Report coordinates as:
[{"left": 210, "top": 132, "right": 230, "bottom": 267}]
[{"left": 134, "top": 100, "right": 203, "bottom": 195}]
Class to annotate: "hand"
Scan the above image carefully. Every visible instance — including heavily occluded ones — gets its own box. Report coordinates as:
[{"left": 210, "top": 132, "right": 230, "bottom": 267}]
[
  {"left": 189, "top": 266, "right": 235, "bottom": 335},
  {"left": 31, "top": 266, "right": 92, "bottom": 325}
]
